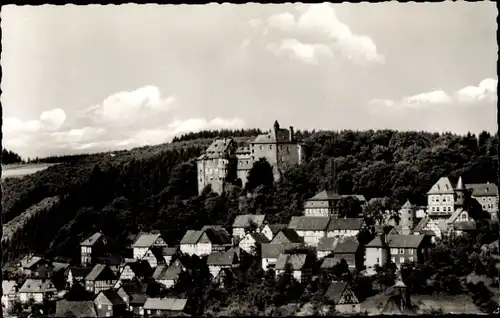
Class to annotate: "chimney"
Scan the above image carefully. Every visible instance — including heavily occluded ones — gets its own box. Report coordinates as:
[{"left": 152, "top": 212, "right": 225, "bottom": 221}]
[{"left": 289, "top": 126, "right": 294, "bottom": 141}]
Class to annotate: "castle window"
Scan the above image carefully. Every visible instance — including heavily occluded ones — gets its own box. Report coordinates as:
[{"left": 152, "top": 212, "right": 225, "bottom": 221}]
[
  {"left": 270, "top": 145, "right": 272, "bottom": 149},
  {"left": 259, "top": 146, "right": 263, "bottom": 150}
]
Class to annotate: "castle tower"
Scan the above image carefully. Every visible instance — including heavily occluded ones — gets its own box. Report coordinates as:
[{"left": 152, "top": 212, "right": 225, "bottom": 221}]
[
  {"left": 400, "top": 200, "right": 415, "bottom": 235},
  {"left": 454, "top": 176, "right": 466, "bottom": 208}
]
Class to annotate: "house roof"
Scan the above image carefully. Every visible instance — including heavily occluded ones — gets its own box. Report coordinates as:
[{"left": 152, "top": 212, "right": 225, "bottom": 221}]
[
  {"left": 232, "top": 214, "right": 266, "bottom": 228},
  {"left": 129, "top": 293, "right": 148, "bottom": 306},
  {"left": 207, "top": 249, "right": 239, "bottom": 266},
  {"left": 19, "top": 279, "right": 57, "bottom": 293},
  {"left": 250, "top": 126, "right": 292, "bottom": 144},
  {"left": 67, "top": 266, "right": 92, "bottom": 278},
  {"left": 453, "top": 221, "right": 477, "bottom": 231},
  {"left": 55, "top": 300, "right": 97, "bottom": 318},
  {"left": 123, "top": 260, "right": 152, "bottom": 277},
  {"left": 132, "top": 233, "right": 163, "bottom": 248},
  {"left": 466, "top": 183, "right": 498, "bottom": 197},
  {"left": 447, "top": 208, "right": 467, "bottom": 224},
  {"left": 412, "top": 216, "right": 429, "bottom": 233},
  {"left": 275, "top": 254, "right": 308, "bottom": 270},
  {"left": 271, "top": 228, "right": 303, "bottom": 244},
  {"left": 119, "top": 279, "right": 148, "bottom": 295},
  {"left": 267, "top": 224, "right": 287, "bottom": 235},
  {"left": 288, "top": 216, "right": 330, "bottom": 231},
  {"left": 325, "top": 281, "right": 350, "bottom": 304},
  {"left": 308, "top": 190, "right": 366, "bottom": 202},
  {"left": 81, "top": 232, "right": 104, "bottom": 246},
  {"left": 143, "top": 298, "right": 188, "bottom": 311},
  {"left": 333, "top": 238, "right": 359, "bottom": 254},
  {"left": 401, "top": 200, "right": 414, "bottom": 209},
  {"left": 202, "top": 229, "right": 232, "bottom": 245},
  {"left": 85, "top": 264, "right": 116, "bottom": 281},
  {"left": 261, "top": 243, "right": 301, "bottom": 259},
  {"left": 95, "top": 255, "right": 123, "bottom": 266},
  {"left": 19, "top": 255, "right": 43, "bottom": 269},
  {"left": 320, "top": 255, "right": 356, "bottom": 268},
  {"left": 248, "top": 232, "right": 270, "bottom": 244},
  {"left": 427, "top": 177, "right": 455, "bottom": 195},
  {"left": 99, "top": 289, "right": 127, "bottom": 306},
  {"left": 327, "top": 218, "right": 364, "bottom": 231},
  {"left": 198, "top": 139, "right": 235, "bottom": 160},
  {"left": 366, "top": 234, "right": 425, "bottom": 249},
  {"left": 317, "top": 237, "right": 338, "bottom": 252},
  {"left": 180, "top": 230, "right": 204, "bottom": 245},
  {"left": 152, "top": 265, "right": 168, "bottom": 280},
  {"left": 2, "top": 280, "right": 17, "bottom": 294},
  {"left": 161, "top": 247, "right": 179, "bottom": 256}
]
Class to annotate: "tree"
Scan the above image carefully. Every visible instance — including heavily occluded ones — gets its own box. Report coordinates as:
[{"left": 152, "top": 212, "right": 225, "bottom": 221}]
[
  {"left": 2, "top": 148, "right": 23, "bottom": 164},
  {"left": 246, "top": 158, "right": 274, "bottom": 193},
  {"left": 336, "top": 196, "right": 362, "bottom": 218}
]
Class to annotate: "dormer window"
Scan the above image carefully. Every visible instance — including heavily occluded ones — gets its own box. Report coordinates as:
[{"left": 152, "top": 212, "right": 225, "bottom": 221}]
[{"left": 445, "top": 185, "right": 449, "bottom": 190}]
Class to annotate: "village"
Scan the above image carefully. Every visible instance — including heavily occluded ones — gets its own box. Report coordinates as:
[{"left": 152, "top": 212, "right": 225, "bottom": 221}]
[{"left": 2, "top": 122, "right": 499, "bottom": 317}]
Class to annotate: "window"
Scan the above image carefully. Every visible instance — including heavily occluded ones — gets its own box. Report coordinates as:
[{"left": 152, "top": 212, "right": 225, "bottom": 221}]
[
  {"left": 409, "top": 256, "right": 414, "bottom": 262},
  {"left": 106, "top": 313, "right": 111, "bottom": 317},
  {"left": 391, "top": 257, "right": 395, "bottom": 263},
  {"left": 376, "top": 257, "right": 380, "bottom": 264},
  {"left": 400, "top": 257, "right": 405, "bottom": 263},
  {"left": 399, "top": 249, "right": 404, "bottom": 254},
  {"left": 391, "top": 248, "right": 398, "bottom": 254},
  {"left": 98, "top": 304, "right": 102, "bottom": 309},
  {"left": 259, "top": 146, "right": 263, "bottom": 150},
  {"left": 269, "top": 145, "right": 273, "bottom": 149}
]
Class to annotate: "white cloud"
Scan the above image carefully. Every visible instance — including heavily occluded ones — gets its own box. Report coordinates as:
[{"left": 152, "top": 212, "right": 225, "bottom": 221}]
[
  {"left": 455, "top": 78, "right": 497, "bottom": 103},
  {"left": 254, "top": 3, "right": 384, "bottom": 65},
  {"left": 39, "top": 108, "right": 67, "bottom": 131},
  {"left": 371, "top": 78, "right": 497, "bottom": 110},
  {"left": 266, "top": 39, "right": 333, "bottom": 64},
  {"left": 85, "top": 85, "right": 176, "bottom": 128},
  {"left": 3, "top": 108, "right": 66, "bottom": 135}
]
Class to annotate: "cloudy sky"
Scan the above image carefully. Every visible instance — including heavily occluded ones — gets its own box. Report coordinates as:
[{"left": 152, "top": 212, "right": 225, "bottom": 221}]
[{"left": 2, "top": 3, "right": 498, "bottom": 159}]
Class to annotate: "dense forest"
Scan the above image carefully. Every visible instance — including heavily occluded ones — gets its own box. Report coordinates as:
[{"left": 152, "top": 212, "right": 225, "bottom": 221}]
[
  {"left": 1, "top": 129, "right": 499, "bottom": 268},
  {"left": 2, "top": 148, "right": 24, "bottom": 164}
]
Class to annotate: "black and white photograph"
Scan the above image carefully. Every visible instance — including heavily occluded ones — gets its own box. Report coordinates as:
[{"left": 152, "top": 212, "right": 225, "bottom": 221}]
[{"left": 1, "top": 2, "right": 498, "bottom": 317}]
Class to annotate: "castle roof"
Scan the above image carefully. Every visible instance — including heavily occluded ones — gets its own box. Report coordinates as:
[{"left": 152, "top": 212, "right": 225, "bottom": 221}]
[
  {"left": 427, "top": 177, "right": 455, "bottom": 195},
  {"left": 465, "top": 183, "right": 498, "bottom": 197},
  {"left": 401, "top": 200, "right": 414, "bottom": 209}
]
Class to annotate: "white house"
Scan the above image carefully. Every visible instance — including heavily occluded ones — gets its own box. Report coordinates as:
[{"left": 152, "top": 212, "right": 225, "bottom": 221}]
[
  {"left": 179, "top": 229, "right": 232, "bottom": 257},
  {"left": 288, "top": 216, "right": 330, "bottom": 246},
  {"left": 2, "top": 280, "right": 18, "bottom": 311},
  {"left": 207, "top": 249, "right": 239, "bottom": 278},
  {"left": 326, "top": 218, "right": 364, "bottom": 238},
  {"left": 261, "top": 224, "right": 287, "bottom": 241},
  {"left": 238, "top": 232, "right": 270, "bottom": 254},
  {"left": 152, "top": 263, "right": 184, "bottom": 289},
  {"left": 132, "top": 233, "right": 167, "bottom": 260},
  {"left": 19, "top": 279, "right": 57, "bottom": 304},
  {"left": 232, "top": 214, "right": 267, "bottom": 242},
  {"left": 316, "top": 237, "right": 338, "bottom": 259},
  {"left": 261, "top": 243, "right": 302, "bottom": 271}
]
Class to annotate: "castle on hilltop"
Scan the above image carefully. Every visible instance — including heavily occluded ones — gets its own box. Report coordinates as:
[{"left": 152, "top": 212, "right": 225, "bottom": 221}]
[{"left": 197, "top": 120, "right": 304, "bottom": 195}]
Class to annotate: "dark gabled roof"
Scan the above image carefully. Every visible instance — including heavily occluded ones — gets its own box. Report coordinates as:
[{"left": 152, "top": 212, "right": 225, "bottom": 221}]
[
  {"left": 466, "top": 183, "right": 498, "bottom": 196},
  {"left": 333, "top": 238, "right": 359, "bottom": 254},
  {"left": 366, "top": 234, "right": 425, "bottom": 249},
  {"left": 248, "top": 232, "right": 271, "bottom": 244},
  {"left": 180, "top": 230, "right": 204, "bottom": 245},
  {"left": 261, "top": 243, "right": 302, "bottom": 259},
  {"left": 67, "top": 266, "right": 92, "bottom": 278},
  {"left": 325, "top": 281, "right": 349, "bottom": 304},
  {"left": 129, "top": 293, "right": 148, "bottom": 306},
  {"left": 412, "top": 216, "right": 429, "bottom": 233},
  {"left": 81, "top": 232, "right": 104, "bottom": 246},
  {"left": 250, "top": 126, "right": 293, "bottom": 144},
  {"left": 207, "top": 249, "right": 239, "bottom": 266},
  {"left": 453, "top": 221, "right": 477, "bottom": 231},
  {"left": 232, "top": 214, "right": 266, "bottom": 228},
  {"left": 202, "top": 229, "right": 232, "bottom": 245},
  {"left": 320, "top": 256, "right": 355, "bottom": 269},
  {"left": 99, "top": 289, "right": 127, "bottom": 306},
  {"left": 326, "top": 218, "right": 364, "bottom": 231},
  {"left": 308, "top": 191, "right": 366, "bottom": 202},
  {"left": 267, "top": 224, "right": 287, "bottom": 235},
  {"left": 275, "top": 254, "right": 308, "bottom": 270},
  {"left": 55, "top": 300, "right": 97, "bottom": 318},
  {"left": 123, "top": 260, "right": 152, "bottom": 277},
  {"left": 288, "top": 216, "right": 330, "bottom": 231},
  {"left": 447, "top": 208, "right": 467, "bottom": 224},
  {"left": 270, "top": 229, "right": 303, "bottom": 244},
  {"left": 19, "top": 279, "right": 57, "bottom": 293},
  {"left": 317, "top": 237, "right": 338, "bottom": 252},
  {"left": 85, "top": 264, "right": 116, "bottom": 281},
  {"left": 119, "top": 279, "right": 148, "bottom": 295},
  {"left": 95, "top": 255, "right": 123, "bottom": 266}
]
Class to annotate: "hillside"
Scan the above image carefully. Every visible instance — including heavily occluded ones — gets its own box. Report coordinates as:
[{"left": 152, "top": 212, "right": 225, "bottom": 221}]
[{"left": 1, "top": 129, "right": 498, "bottom": 265}]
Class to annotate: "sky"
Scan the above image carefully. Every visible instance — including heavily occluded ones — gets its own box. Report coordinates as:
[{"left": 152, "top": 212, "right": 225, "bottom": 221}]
[{"left": 1, "top": 3, "right": 498, "bottom": 159}]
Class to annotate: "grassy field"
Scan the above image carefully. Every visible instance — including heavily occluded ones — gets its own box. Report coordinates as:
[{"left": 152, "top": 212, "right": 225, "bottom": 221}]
[{"left": 1, "top": 163, "right": 58, "bottom": 179}]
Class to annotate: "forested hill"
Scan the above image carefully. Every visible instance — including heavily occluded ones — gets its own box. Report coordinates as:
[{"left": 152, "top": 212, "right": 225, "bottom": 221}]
[{"left": 1, "top": 129, "right": 498, "bottom": 265}]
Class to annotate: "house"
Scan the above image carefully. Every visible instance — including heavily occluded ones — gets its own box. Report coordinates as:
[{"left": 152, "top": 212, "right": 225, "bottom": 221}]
[
  {"left": 2, "top": 280, "right": 19, "bottom": 311},
  {"left": 94, "top": 289, "right": 127, "bottom": 317},
  {"left": 19, "top": 279, "right": 57, "bottom": 304},
  {"left": 238, "top": 232, "right": 270, "bottom": 254},
  {"left": 65, "top": 266, "right": 92, "bottom": 288},
  {"left": 116, "top": 279, "right": 148, "bottom": 314},
  {"left": 261, "top": 224, "right": 287, "bottom": 241},
  {"left": 95, "top": 255, "right": 124, "bottom": 274},
  {"left": 324, "top": 281, "right": 360, "bottom": 314},
  {"left": 304, "top": 190, "right": 367, "bottom": 217},
  {"left": 161, "top": 246, "right": 179, "bottom": 265},
  {"left": 85, "top": 264, "right": 117, "bottom": 294},
  {"left": 55, "top": 300, "right": 97, "bottom": 318},
  {"left": 270, "top": 228, "right": 304, "bottom": 245},
  {"left": 143, "top": 297, "right": 189, "bottom": 317},
  {"left": 466, "top": 182, "right": 499, "bottom": 218},
  {"left": 261, "top": 243, "right": 302, "bottom": 270},
  {"left": 33, "top": 261, "right": 70, "bottom": 280},
  {"left": 17, "top": 254, "right": 44, "bottom": 276},
  {"left": 118, "top": 260, "right": 153, "bottom": 282},
  {"left": 214, "top": 268, "right": 242, "bottom": 289},
  {"left": 207, "top": 249, "right": 240, "bottom": 278},
  {"left": 232, "top": 214, "right": 267, "bottom": 241},
  {"left": 80, "top": 232, "right": 109, "bottom": 266},
  {"left": 451, "top": 221, "right": 477, "bottom": 237},
  {"left": 365, "top": 234, "right": 428, "bottom": 270},
  {"left": 139, "top": 248, "right": 167, "bottom": 269},
  {"left": 326, "top": 218, "right": 364, "bottom": 238},
  {"left": 288, "top": 216, "right": 329, "bottom": 246},
  {"left": 332, "top": 237, "right": 361, "bottom": 270},
  {"left": 132, "top": 232, "right": 168, "bottom": 260},
  {"left": 275, "top": 254, "right": 311, "bottom": 282},
  {"left": 179, "top": 228, "right": 232, "bottom": 256},
  {"left": 152, "top": 263, "right": 184, "bottom": 289},
  {"left": 412, "top": 216, "right": 449, "bottom": 239},
  {"left": 317, "top": 237, "right": 338, "bottom": 259}
]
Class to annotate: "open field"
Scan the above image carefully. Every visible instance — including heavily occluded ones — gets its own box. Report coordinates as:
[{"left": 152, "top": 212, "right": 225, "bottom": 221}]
[{"left": 1, "top": 163, "right": 58, "bottom": 179}]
